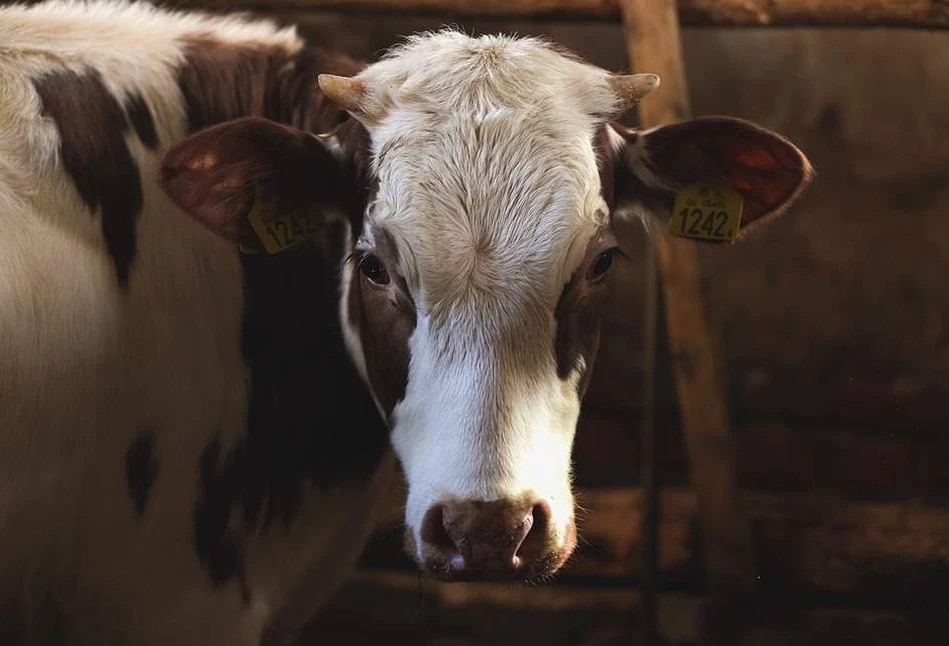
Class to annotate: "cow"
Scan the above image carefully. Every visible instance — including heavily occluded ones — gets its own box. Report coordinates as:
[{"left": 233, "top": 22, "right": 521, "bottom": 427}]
[{"left": 0, "top": 0, "right": 812, "bottom": 643}]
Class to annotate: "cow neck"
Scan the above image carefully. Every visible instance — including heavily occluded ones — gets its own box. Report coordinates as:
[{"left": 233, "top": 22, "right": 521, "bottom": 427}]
[{"left": 178, "top": 37, "right": 388, "bottom": 594}]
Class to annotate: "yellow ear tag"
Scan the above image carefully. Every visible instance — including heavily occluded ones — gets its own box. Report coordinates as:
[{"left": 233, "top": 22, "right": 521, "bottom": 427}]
[
  {"left": 247, "top": 195, "right": 308, "bottom": 254},
  {"left": 670, "top": 179, "right": 744, "bottom": 243}
]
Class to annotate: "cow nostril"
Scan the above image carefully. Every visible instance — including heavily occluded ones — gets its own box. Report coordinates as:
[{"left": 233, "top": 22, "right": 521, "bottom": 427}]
[
  {"left": 509, "top": 512, "right": 534, "bottom": 566},
  {"left": 515, "top": 501, "right": 552, "bottom": 560},
  {"left": 420, "top": 504, "right": 455, "bottom": 551},
  {"left": 531, "top": 500, "right": 551, "bottom": 537}
]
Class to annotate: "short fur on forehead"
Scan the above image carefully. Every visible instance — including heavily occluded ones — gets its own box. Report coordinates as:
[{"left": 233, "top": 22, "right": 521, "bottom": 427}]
[
  {"left": 355, "top": 31, "right": 616, "bottom": 319},
  {"left": 358, "top": 30, "right": 620, "bottom": 119}
]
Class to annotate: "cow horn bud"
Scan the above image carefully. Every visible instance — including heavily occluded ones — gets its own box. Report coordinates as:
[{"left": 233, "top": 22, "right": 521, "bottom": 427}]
[
  {"left": 317, "top": 74, "right": 366, "bottom": 113},
  {"left": 610, "top": 73, "right": 661, "bottom": 111}
]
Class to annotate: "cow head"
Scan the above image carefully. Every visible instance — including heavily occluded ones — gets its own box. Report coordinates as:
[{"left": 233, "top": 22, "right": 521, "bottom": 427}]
[{"left": 160, "top": 31, "right": 812, "bottom": 583}]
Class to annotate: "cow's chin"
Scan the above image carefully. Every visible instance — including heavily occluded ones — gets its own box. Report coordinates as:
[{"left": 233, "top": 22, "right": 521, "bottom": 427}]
[{"left": 403, "top": 521, "right": 578, "bottom": 584}]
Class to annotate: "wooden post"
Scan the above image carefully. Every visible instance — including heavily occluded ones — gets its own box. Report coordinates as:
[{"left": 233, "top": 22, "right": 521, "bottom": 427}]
[
  {"left": 639, "top": 236, "right": 659, "bottom": 645},
  {"left": 617, "top": 0, "right": 755, "bottom": 642}
]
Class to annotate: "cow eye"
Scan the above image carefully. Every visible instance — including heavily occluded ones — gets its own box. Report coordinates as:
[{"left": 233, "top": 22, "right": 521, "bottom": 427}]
[
  {"left": 358, "top": 253, "right": 390, "bottom": 286},
  {"left": 588, "top": 248, "right": 617, "bottom": 280}
]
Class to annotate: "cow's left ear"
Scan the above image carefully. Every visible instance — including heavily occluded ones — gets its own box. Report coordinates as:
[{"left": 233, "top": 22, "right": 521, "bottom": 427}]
[
  {"left": 608, "top": 116, "right": 813, "bottom": 240},
  {"left": 160, "top": 117, "right": 343, "bottom": 248}
]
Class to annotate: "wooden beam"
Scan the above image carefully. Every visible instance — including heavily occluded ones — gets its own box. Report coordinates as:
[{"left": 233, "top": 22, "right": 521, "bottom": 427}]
[
  {"left": 308, "top": 570, "right": 703, "bottom": 645},
  {"left": 618, "top": 0, "right": 755, "bottom": 609},
  {"left": 678, "top": 0, "right": 949, "bottom": 29},
  {"left": 639, "top": 241, "right": 660, "bottom": 643},
  {"left": 173, "top": 0, "right": 949, "bottom": 29},
  {"left": 308, "top": 569, "right": 949, "bottom": 645}
]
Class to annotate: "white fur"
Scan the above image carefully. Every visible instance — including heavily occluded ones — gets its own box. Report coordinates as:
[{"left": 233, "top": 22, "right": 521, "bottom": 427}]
[
  {"left": 0, "top": 2, "right": 391, "bottom": 643},
  {"left": 344, "top": 32, "right": 619, "bottom": 554}
]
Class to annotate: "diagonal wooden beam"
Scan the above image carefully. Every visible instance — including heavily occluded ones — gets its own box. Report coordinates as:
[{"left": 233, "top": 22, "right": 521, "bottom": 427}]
[{"left": 617, "top": 0, "right": 755, "bottom": 640}]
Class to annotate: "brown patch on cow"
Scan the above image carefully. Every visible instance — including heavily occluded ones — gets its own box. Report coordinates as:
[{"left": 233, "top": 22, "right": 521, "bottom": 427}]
[
  {"left": 125, "top": 427, "right": 158, "bottom": 517},
  {"left": 169, "top": 34, "right": 391, "bottom": 591},
  {"left": 172, "top": 46, "right": 384, "bottom": 592},
  {"left": 594, "top": 123, "right": 616, "bottom": 211},
  {"left": 33, "top": 68, "right": 143, "bottom": 287},
  {"left": 125, "top": 91, "right": 158, "bottom": 150},
  {"left": 554, "top": 268, "right": 609, "bottom": 397},
  {"left": 177, "top": 36, "right": 363, "bottom": 134},
  {"left": 346, "top": 228, "right": 416, "bottom": 419},
  {"left": 193, "top": 218, "right": 391, "bottom": 593}
]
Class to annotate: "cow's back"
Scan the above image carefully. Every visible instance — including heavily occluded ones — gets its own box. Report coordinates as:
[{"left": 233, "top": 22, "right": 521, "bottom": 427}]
[{"left": 0, "top": 2, "right": 391, "bottom": 643}]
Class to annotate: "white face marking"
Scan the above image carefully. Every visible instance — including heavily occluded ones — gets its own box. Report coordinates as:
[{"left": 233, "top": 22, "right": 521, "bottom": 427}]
[{"left": 339, "top": 31, "right": 621, "bottom": 563}]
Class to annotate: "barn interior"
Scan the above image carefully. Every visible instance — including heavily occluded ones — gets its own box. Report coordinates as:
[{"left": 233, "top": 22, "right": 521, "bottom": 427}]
[{"left": 165, "top": 1, "right": 949, "bottom": 643}]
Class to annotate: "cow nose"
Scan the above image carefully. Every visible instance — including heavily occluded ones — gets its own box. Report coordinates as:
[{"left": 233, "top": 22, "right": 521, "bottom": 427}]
[{"left": 419, "top": 498, "right": 551, "bottom": 580}]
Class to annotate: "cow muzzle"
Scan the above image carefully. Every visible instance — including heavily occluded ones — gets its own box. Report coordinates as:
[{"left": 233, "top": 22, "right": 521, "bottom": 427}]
[{"left": 412, "top": 496, "right": 576, "bottom": 582}]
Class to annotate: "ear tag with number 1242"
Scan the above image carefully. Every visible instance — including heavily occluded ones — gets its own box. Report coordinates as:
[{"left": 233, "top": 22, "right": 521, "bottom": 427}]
[
  {"left": 670, "top": 179, "right": 744, "bottom": 243},
  {"left": 247, "top": 195, "right": 309, "bottom": 254}
]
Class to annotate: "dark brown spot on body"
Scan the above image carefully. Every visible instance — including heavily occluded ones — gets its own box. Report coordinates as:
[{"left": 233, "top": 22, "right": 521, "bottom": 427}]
[
  {"left": 125, "top": 92, "right": 158, "bottom": 150},
  {"left": 33, "top": 68, "right": 143, "bottom": 286},
  {"left": 193, "top": 223, "right": 389, "bottom": 593},
  {"left": 554, "top": 269, "right": 607, "bottom": 397},
  {"left": 125, "top": 427, "right": 158, "bottom": 517}
]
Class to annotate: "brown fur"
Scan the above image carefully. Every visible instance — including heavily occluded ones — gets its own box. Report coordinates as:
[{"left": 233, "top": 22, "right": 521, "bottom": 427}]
[
  {"left": 178, "top": 36, "right": 362, "bottom": 134},
  {"left": 345, "top": 250, "right": 416, "bottom": 420},
  {"left": 595, "top": 123, "right": 617, "bottom": 211},
  {"left": 32, "top": 68, "right": 144, "bottom": 287},
  {"left": 125, "top": 91, "right": 158, "bottom": 150},
  {"left": 554, "top": 266, "right": 607, "bottom": 398},
  {"left": 162, "top": 36, "right": 390, "bottom": 595}
]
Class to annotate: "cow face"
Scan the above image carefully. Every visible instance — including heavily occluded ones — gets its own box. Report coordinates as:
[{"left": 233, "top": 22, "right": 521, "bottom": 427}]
[{"left": 161, "top": 31, "right": 812, "bottom": 583}]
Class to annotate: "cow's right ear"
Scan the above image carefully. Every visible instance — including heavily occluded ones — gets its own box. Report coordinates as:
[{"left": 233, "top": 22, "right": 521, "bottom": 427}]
[
  {"left": 160, "top": 117, "right": 343, "bottom": 247},
  {"left": 607, "top": 117, "right": 813, "bottom": 240}
]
